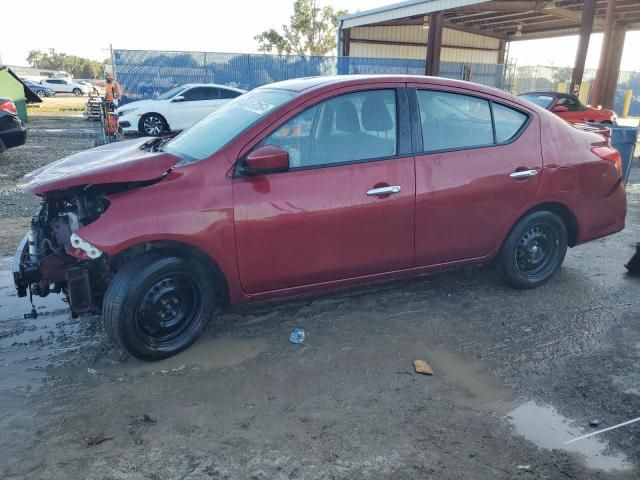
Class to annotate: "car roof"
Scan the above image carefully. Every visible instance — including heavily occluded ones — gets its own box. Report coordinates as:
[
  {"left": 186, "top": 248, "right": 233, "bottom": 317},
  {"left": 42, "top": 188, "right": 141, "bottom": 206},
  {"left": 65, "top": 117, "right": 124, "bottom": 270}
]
[
  {"left": 259, "top": 74, "right": 527, "bottom": 107},
  {"left": 519, "top": 91, "right": 576, "bottom": 99},
  {"left": 181, "top": 83, "right": 246, "bottom": 93}
]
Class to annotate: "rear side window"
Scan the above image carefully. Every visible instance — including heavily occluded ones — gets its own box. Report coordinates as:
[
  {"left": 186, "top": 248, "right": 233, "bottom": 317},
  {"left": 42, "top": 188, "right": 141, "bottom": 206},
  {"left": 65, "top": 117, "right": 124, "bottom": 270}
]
[
  {"left": 492, "top": 103, "right": 528, "bottom": 143},
  {"left": 417, "top": 90, "right": 493, "bottom": 152},
  {"left": 220, "top": 89, "right": 242, "bottom": 99}
]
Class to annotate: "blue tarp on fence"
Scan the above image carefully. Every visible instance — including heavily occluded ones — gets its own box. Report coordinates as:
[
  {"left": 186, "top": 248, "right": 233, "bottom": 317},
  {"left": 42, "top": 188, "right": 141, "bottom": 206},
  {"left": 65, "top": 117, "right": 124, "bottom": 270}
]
[{"left": 112, "top": 49, "right": 504, "bottom": 102}]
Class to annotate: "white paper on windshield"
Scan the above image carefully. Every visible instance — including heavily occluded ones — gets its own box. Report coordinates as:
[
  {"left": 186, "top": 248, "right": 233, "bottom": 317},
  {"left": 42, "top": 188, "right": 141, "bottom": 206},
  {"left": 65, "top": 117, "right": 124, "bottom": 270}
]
[{"left": 243, "top": 102, "right": 277, "bottom": 115}]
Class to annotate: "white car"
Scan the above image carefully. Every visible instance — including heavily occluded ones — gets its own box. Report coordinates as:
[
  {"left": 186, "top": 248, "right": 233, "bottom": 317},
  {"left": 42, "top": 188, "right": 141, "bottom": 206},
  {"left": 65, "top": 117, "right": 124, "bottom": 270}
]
[
  {"left": 40, "top": 78, "right": 92, "bottom": 96},
  {"left": 116, "top": 83, "right": 246, "bottom": 136}
]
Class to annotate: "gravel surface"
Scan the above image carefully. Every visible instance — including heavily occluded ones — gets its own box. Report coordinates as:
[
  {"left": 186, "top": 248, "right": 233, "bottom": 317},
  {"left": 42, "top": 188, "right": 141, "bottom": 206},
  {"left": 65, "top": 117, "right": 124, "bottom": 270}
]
[
  {"left": 0, "top": 114, "right": 639, "bottom": 479},
  {"left": 0, "top": 115, "right": 97, "bottom": 219}
]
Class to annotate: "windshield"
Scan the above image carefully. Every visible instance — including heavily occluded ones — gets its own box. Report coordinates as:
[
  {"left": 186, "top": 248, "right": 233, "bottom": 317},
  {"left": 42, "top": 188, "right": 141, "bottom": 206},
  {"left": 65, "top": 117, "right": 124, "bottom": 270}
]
[
  {"left": 519, "top": 94, "right": 554, "bottom": 109},
  {"left": 165, "top": 89, "right": 295, "bottom": 163},
  {"left": 156, "top": 85, "right": 188, "bottom": 101}
]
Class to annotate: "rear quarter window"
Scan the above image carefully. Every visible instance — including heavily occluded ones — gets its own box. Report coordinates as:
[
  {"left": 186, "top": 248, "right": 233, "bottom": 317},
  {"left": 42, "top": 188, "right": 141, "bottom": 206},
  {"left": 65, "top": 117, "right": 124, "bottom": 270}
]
[{"left": 492, "top": 103, "right": 529, "bottom": 143}]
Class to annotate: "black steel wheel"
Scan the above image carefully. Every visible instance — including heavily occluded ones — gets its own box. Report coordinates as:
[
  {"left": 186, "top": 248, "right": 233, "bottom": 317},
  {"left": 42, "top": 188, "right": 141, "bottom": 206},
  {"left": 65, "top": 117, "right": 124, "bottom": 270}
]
[
  {"left": 140, "top": 113, "right": 167, "bottom": 136},
  {"left": 103, "top": 251, "right": 217, "bottom": 361},
  {"left": 498, "top": 211, "right": 568, "bottom": 289}
]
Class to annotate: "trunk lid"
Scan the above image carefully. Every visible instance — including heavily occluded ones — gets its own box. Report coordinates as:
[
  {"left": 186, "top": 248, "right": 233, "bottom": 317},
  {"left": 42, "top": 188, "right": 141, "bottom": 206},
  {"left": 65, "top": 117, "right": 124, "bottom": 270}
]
[{"left": 19, "top": 137, "right": 181, "bottom": 194}]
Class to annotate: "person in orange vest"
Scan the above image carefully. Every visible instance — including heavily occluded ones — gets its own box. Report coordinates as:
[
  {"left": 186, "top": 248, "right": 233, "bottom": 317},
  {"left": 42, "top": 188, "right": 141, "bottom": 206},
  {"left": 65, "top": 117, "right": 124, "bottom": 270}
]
[{"left": 105, "top": 74, "right": 122, "bottom": 106}]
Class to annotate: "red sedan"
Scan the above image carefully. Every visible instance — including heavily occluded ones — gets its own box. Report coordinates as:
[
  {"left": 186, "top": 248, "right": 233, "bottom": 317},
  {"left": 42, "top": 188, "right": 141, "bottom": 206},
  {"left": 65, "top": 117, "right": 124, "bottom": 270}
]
[
  {"left": 518, "top": 91, "right": 617, "bottom": 124},
  {"left": 14, "top": 75, "right": 626, "bottom": 360}
]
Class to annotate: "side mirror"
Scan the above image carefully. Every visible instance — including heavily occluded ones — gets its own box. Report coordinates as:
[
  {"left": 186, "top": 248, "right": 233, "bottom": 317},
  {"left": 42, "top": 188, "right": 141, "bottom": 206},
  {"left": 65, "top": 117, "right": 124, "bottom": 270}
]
[
  {"left": 172, "top": 95, "right": 185, "bottom": 102},
  {"left": 242, "top": 145, "right": 289, "bottom": 176},
  {"left": 552, "top": 105, "right": 568, "bottom": 113}
]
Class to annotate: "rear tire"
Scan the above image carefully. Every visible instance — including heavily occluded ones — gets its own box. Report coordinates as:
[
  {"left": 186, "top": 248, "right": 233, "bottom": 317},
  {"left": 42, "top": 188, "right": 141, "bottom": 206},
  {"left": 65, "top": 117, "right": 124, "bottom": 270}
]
[
  {"left": 498, "top": 211, "right": 568, "bottom": 289},
  {"left": 103, "top": 251, "right": 217, "bottom": 361}
]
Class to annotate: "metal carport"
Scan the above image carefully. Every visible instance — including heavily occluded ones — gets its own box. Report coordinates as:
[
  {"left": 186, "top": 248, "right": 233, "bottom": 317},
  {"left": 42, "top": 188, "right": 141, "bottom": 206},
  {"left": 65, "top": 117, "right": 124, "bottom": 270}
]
[{"left": 338, "top": 0, "right": 640, "bottom": 109}]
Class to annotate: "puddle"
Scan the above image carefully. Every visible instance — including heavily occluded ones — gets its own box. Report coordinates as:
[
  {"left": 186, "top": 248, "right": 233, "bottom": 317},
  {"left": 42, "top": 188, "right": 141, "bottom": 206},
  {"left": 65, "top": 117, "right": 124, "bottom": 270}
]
[
  {"left": 103, "top": 334, "right": 271, "bottom": 376},
  {"left": 421, "top": 345, "right": 517, "bottom": 413},
  {"left": 0, "top": 257, "right": 77, "bottom": 391},
  {"left": 508, "top": 401, "right": 633, "bottom": 472},
  {"left": 419, "top": 344, "right": 633, "bottom": 472}
]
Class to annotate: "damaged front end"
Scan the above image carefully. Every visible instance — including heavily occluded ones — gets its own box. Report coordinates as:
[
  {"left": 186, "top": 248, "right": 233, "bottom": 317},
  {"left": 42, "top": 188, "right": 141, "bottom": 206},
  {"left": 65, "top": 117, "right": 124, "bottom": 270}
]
[{"left": 13, "top": 188, "right": 113, "bottom": 318}]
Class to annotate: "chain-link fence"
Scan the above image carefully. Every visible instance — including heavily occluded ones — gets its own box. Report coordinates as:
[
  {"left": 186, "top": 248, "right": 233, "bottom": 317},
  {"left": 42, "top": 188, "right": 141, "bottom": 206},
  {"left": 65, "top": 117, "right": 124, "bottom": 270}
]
[
  {"left": 112, "top": 49, "right": 639, "bottom": 115},
  {"left": 112, "top": 49, "right": 503, "bottom": 102},
  {"left": 504, "top": 64, "right": 640, "bottom": 115}
]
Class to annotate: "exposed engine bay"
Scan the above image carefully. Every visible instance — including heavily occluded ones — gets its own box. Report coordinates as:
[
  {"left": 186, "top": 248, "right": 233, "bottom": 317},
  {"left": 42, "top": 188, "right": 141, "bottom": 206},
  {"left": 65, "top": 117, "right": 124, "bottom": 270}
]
[{"left": 13, "top": 179, "right": 161, "bottom": 319}]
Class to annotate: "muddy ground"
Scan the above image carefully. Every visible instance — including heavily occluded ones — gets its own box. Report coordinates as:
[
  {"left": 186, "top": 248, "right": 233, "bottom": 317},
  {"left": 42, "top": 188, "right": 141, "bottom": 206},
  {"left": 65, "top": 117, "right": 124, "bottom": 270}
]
[{"left": 0, "top": 114, "right": 639, "bottom": 479}]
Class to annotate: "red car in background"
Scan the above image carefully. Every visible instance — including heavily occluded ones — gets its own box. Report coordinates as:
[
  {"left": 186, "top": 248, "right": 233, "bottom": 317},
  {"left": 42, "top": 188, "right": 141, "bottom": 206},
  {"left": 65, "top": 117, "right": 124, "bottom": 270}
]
[
  {"left": 519, "top": 91, "right": 617, "bottom": 124},
  {"left": 14, "top": 75, "right": 626, "bottom": 360}
]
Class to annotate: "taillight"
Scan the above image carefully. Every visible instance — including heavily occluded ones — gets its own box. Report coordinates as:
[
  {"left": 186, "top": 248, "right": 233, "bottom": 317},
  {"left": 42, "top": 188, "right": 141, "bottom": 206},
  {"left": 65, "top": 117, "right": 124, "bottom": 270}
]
[
  {"left": 0, "top": 100, "right": 17, "bottom": 115},
  {"left": 592, "top": 146, "right": 622, "bottom": 175}
]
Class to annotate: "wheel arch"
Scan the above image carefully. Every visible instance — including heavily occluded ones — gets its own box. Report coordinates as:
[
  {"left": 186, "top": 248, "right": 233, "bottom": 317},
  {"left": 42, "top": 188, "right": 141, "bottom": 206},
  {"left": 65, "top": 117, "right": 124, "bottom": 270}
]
[
  {"left": 109, "top": 240, "right": 230, "bottom": 307},
  {"left": 509, "top": 202, "right": 579, "bottom": 247}
]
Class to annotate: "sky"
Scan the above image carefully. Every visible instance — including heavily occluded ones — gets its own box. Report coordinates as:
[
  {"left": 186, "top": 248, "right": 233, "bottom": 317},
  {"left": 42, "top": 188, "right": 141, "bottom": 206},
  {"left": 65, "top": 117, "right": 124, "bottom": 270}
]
[{"left": 1, "top": 0, "right": 638, "bottom": 71}]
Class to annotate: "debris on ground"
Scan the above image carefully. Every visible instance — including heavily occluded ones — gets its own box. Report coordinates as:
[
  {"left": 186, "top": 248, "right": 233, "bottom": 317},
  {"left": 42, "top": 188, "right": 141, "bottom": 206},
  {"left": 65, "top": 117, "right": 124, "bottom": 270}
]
[
  {"left": 625, "top": 243, "right": 640, "bottom": 274},
  {"left": 87, "top": 368, "right": 97, "bottom": 376},
  {"left": 516, "top": 464, "right": 531, "bottom": 471},
  {"left": 84, "top": 434, "right": 113, "bottom": 448},
  {"left": 590, "top": 419, "right": 601, "bottom": 427},
  {"left": 289, "top": 328, "right": 305, "bottom": 344},
  {"left": 413, "top": 359, "right": 434, "bottom": 375},
  {"left": 143, "top": 414, "right": 157, "bottom": 425}
]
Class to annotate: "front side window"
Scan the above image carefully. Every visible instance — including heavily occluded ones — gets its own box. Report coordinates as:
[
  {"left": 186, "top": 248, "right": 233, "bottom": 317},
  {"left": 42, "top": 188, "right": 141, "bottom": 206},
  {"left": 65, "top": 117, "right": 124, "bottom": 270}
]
[
  {"left": 492, "top": 103, "right": 528, "bottom": 143},
  {"left": 417, "top": 90, "right": 493, "bottom": 152},
  {"left": 180, "top": 87, "right": 208, "bottom": 102},
  {"left": 165, "top": 88, "right": 294, "bottom": 163},
  {"left": 258, "top": 89, "right": 397, "bottom": 169}
]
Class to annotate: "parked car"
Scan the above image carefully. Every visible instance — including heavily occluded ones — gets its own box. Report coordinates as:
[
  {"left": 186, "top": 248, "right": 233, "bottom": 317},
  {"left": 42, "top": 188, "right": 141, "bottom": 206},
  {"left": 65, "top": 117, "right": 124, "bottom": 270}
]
[
  {"left": 14, "top": 75, "right": 626, "bottom": 360},
  {"left": 116, "top": 83, "right": 246, "bottom": 136},
  {"left": 40, "top": 78, "right": 91, "bottom": 96},
  {"left": 518, "top": 91, "right": 617, "bottom": 124},
  {"left": 0, "top": 98, "right": 27, "bottom": 152},
  {"left": 23, "top": 80, "right": 55, "bottom": 97},
  {"left": 77, "top": 80, "right": 100, "bottom": 95}
]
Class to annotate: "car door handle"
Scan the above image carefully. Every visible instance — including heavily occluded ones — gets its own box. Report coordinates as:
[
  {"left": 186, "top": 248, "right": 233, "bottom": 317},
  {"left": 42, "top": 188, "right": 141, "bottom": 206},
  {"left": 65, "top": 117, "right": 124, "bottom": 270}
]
[
  {"left": 509, "top": 169, "right": 538, "bottom": 179},
  {"left": 367, "top": 185, "right": 401, "bottom": 196}
]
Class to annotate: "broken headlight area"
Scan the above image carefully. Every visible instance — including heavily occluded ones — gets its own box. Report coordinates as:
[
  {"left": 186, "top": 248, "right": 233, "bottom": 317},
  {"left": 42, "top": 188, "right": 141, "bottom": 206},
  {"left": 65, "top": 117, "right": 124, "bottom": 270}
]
[{"left": 14, "top": 187, "right": 113, "bottom": 317}]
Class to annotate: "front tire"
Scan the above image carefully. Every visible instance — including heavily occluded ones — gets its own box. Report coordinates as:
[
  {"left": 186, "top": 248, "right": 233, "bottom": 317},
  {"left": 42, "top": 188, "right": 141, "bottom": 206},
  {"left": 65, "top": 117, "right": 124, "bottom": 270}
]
[
  {"left": 139, "top": 113, "right": 167, "bottom": 136},
  {"left": 72, "top": 88, "right": 82, "bottom": 96},
  {"left": 498, "top": 211, "right": 568, "bottom": 289},
  {"left": 36, "top": 90, "right": 47, "bottom": 97},
  {"left": 103, "top": 252, "right": 217, "bottom": 361}
]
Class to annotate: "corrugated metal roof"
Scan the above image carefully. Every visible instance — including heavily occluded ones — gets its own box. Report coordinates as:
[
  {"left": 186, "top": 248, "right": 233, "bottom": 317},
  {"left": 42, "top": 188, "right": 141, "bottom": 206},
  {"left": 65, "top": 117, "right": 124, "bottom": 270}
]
[{"left": 341, "top": 0, "right": 492, "bottom": 29}]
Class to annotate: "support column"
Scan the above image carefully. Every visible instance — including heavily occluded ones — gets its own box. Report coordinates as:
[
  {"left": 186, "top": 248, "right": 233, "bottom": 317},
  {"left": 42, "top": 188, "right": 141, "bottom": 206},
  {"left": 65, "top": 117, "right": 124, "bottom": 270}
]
[
  {"left": 342, "top": 28, "right": 351, "bottom": 57},
  {"left": 497, "top": 40, "right": 506, "bottom": 64},
  {"left": 425, "top": 11, "right": 444, "bottom": 76},
  {"left": 570, "top": 0, "right": 596, "bottom": 96},
  {"left": 601, "top": 26, "right": 626, "bottom": 109},
  {"left": 591, "top": 0, "right": 616, "bottom": 107}
]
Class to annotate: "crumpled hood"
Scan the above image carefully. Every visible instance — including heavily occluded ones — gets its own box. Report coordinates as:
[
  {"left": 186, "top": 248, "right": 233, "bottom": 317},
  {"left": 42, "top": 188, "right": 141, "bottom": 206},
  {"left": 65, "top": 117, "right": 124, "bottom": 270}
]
[{"left": 19, "top": 137, "right": 181, "bottom": 195}]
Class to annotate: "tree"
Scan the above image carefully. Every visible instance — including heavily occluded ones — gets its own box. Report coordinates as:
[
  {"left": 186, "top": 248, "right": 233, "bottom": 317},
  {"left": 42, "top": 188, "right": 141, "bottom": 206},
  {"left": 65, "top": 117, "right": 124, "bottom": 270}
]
[
  {"left": 25, "top": 49, "right": 108, "bottom": 79},
  {"left": 255, "top": 0, "right": 347, "bottom": 56}
]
